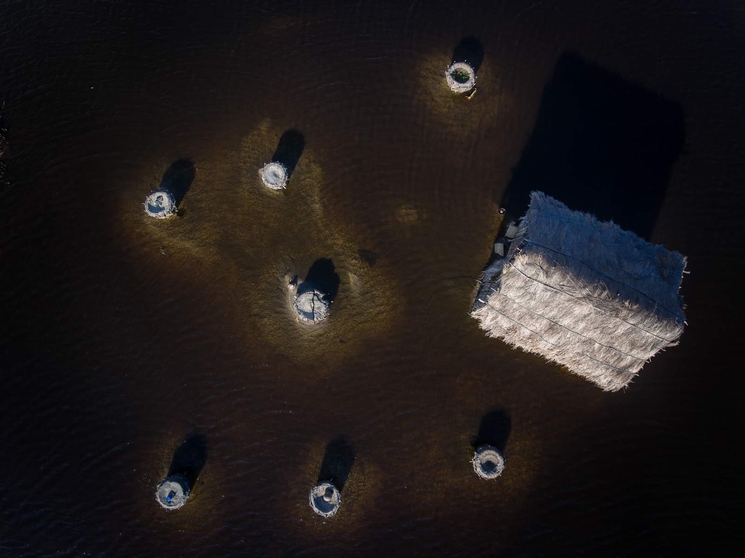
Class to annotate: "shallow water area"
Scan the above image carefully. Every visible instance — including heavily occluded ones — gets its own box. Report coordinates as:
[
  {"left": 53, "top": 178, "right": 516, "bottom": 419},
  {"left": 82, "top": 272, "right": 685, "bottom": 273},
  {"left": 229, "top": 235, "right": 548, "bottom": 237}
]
[{"left": 1, "top": 1, "right": 742, "bottom": 556}]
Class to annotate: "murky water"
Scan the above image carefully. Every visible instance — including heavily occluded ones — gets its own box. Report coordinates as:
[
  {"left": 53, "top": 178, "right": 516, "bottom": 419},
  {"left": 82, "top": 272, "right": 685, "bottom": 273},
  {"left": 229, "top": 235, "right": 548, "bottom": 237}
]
[{"left": 1, "top": 1, "right": 742, "bottom": 555}]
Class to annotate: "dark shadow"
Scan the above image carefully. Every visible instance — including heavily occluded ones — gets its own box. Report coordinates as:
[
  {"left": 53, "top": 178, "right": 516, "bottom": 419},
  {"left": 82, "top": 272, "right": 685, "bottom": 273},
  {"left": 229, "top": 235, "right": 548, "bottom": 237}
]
[
  {"left": 358, "top": 249, "right": 377, "bottom": 267},
  {"left": 167, "top": 434, "right": 208, "bottom": 489},
  {"left": 159, "top": 159, "right": 196, "bottom": 207},
  {"left": 317, "top": 437, "right": 355, "bottom": 492},
  {"left": 451, "top": 37, "right": 485, "bottom": 74},
  {"left": 470, "top": 408, "right": 511, "bottom": 454},
  {"left": 498, "top": 51, "right": 685, "bottom": 240},
  {"left": 299, "top": 258, "right": 340, "bottom": 303},
  {"left": 271, "top": 129, "right": 305, "bottom": 179}
]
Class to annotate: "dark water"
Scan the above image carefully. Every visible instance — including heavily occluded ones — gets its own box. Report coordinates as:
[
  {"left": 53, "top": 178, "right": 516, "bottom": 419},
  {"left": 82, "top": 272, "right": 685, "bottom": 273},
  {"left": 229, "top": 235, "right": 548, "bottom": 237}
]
[{"left": 1, "top": 1, "right": 743, "bottom": 556}]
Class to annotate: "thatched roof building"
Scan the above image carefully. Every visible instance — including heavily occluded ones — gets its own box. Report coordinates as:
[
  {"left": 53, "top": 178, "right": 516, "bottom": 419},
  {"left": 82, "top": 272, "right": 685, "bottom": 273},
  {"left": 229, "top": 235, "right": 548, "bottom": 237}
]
[
  {"left": 156, "top": 474, "right": 190, "bottom": 510},
  {"left": 472, "top": 191, "right": 687, "bottom": 391},
  {"left": 144, "top": 189, "right": 177, "bottom": 219},
  {"left": 309, "top": 481, "right": 341, "bottom": 518},
  {"left": 260, "top": 161, "right": 288, "bottom": 190},
  {"left": 446, "top": 62, "right": 476, "bottom": 94},
  {"left": 472, "top": 444, "right": 505, "bottom": 480}
]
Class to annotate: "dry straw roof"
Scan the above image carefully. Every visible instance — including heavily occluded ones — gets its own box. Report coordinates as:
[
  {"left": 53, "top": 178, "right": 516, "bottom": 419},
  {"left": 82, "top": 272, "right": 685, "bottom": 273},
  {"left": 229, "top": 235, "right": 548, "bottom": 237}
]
[{"left": 472, "top": 191, "right": 687, "bottom": 392}]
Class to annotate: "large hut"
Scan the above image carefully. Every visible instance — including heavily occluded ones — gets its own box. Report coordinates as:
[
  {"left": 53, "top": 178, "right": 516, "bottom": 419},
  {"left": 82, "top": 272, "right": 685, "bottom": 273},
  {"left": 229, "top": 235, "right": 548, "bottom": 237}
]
[{"left": 471, "top": 191, "right": 687, "bottom": 392}]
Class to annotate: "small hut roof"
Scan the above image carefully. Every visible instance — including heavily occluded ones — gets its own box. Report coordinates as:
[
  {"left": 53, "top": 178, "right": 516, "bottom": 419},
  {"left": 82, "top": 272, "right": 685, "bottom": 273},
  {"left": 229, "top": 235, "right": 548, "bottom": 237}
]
[
  {"left": 309, "top": 482, "right": 341, "bottom": 518},
  {"left": 260, "top": 162, "right": 288, "bottom": 190},
  {"left": 472, "top": 445, "right": 505, "bottom": 480},
  {"left": 294, "top": 288, "right": 330, "bottom": 324},
  {"left": 471, "top": 191, "right": 687, "bottom": 391},
  {"left": 446, "top": 62, "right": 476, "bottom": 94},
  {"left": 156, "top": 475, "right": 190, "bottom": 510},
  {"left": 144, "top": 189, "right": 177, "bottom": 219}
]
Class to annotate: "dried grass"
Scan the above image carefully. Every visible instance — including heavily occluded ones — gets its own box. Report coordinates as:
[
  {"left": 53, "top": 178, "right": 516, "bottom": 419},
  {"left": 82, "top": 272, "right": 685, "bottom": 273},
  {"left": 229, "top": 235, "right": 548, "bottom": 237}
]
[{"left": 472, "top": 192, "right": 687, "bottom": 391}]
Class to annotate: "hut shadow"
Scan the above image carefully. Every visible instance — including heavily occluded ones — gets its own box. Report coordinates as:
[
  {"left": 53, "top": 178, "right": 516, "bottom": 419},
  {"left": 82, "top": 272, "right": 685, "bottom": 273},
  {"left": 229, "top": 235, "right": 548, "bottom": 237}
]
[
  {"left": 160, "top": 159, "right": 196, "bottom": 208},
  {"left": 498, "top": 51, "right": 685, "bottom": 240},
  {"left": 317, "top": 437, "right": 355, "bottom": 492},
  {"left": 450, "top": 37, "right": 485, "bottom": 73},
  {"left": 271, "top": 129, "right": 305, "bottom": 180},
  {"left": 167, "top": 434, "right": 208, "bottom": 489},
  {"left": 470, "top": 408, "right": 511, "bottom": 454},
  {"left": 358, "top": 249, "right": 377, "bottom": 267},
  {"left": 299, "top": 258, "right": 340, "bottom": 303}
]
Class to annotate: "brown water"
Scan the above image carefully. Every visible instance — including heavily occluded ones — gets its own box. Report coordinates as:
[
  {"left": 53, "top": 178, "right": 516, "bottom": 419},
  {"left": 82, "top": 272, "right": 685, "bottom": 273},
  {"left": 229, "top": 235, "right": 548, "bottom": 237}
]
[{"left": 1, "top": 1, "right": 743, "bottom": 556}]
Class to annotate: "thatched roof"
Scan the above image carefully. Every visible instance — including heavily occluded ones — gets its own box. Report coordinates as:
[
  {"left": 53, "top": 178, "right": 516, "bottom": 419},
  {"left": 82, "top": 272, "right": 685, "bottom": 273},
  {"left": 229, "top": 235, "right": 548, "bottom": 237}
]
[
  {"left": 144, "top": 189, "right": 177, "bottom": 219},
  {"left": 260, "top": 161, "right": 288, "bottom": 190},
  {"left": 446, "top": 62, "right": 476, "bottom": 93},
  {"left": 156, "top": 475, "right": 190, "bottom": 510},
  {"left": 472, "top": 445, "right": 505, "bottom": 480},
  {"left": 294, "top": 287, "right": 330, "bottom": 325},
  {"left": 309, "top": 481, "right": 341, "bottom": 518},
  {"left": 472, "top": 191, "right": 686, "bottom": 391}
]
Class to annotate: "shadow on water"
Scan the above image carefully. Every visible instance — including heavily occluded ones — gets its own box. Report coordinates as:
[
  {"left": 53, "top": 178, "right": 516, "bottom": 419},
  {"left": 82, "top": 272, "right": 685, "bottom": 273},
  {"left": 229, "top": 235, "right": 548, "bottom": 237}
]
[
  {"left": 167, "top": 434, "right": 208, "bottom": 489},
  {"left": 470, "top": 408, "right": 511, "bottom": 454},
  {"left": 450, "top": 37, "right": 485, "bottom": 73},
  {"left": 358, "top": 249, "right": 377, "bottom": 267},
  {"left": 498, "top": 51, "right": 685, "bottom": 240},
  {"left": 299, "top": 258, "right": 341, "bottom": 303},
  {"left": 160, "top": 159, "right": 196, "bottom": 208},
  {"left": 317, "top": 437, "right": 355, "bottom": 492},
  {"left": 271, "top": 129, "right": 305, "bottom": 179}
]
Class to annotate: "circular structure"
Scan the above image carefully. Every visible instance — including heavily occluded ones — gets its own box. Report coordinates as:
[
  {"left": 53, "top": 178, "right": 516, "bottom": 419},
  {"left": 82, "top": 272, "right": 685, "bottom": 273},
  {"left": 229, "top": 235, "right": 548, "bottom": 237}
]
[
  {"left": 309, "top": 482, "right": 341, "bottom": 518},
  {"left": 446, "top": 62, "right": 476, "bottom": 93},
  {"left": 294, "top": 288, "right": 330, "bottom": 324},
  {"left": 472, "top": 445, "right": 505, "bottom": 480},
  {"left": 144, "top": 189, "right": 177, "bottom": 219},
  {"left": 260, "top": 161, "right": 288, "bottom": 190},
  {"left": 156, "top": 475, "right": 191, "bottom": 510}
]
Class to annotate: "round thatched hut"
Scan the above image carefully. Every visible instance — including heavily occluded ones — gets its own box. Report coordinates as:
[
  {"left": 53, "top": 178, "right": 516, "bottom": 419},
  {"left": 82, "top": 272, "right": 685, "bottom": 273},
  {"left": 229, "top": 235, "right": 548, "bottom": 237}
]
[
  {"left": 293, "top": 287, "right": 330, "bottom": 325},
  {"left": 144, "top": 189, "right": 177, "bottom": 219},
  {"left": 472, "top": 444, "right": 505, "bottom": 480},
  {"left": 260, "top": 161, "right": 288, "bottom": 190},
  {"left": 446, "top": 62, "right": 476, "bottom": 93},
  {"left": 309, "top": 481, "right": 341, "bottom": 518},
  {"left": 156, "top": 474, "right": 191, "bottom": 509}
]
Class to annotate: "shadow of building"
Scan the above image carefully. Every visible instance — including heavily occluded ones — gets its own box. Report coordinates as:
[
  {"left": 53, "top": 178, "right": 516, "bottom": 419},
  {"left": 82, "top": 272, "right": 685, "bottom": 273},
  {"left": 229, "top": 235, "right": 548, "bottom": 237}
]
[
  {"left": 271, "top": 130, "right": 305, "bottom": 180},
  {"left": 451, "top": 37, "right": 485, "bottom": 74},
  {"left": 160, "top": 159, "right": 196, "bottom": 207},
  {"left": 299, "top": 258, "right": 340, "bottom": 303},
  {"left": 499, "top": 51, "right": 685, "bottom": 240},
  {"left": 471, "top": 408, "right": 511, "bottom": 454},
  {"left": 316, "top": 437, "right": 355, "bottom": 492},
  {"left": 167, "top": 434, "right": 208, "bottom": 490}
]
